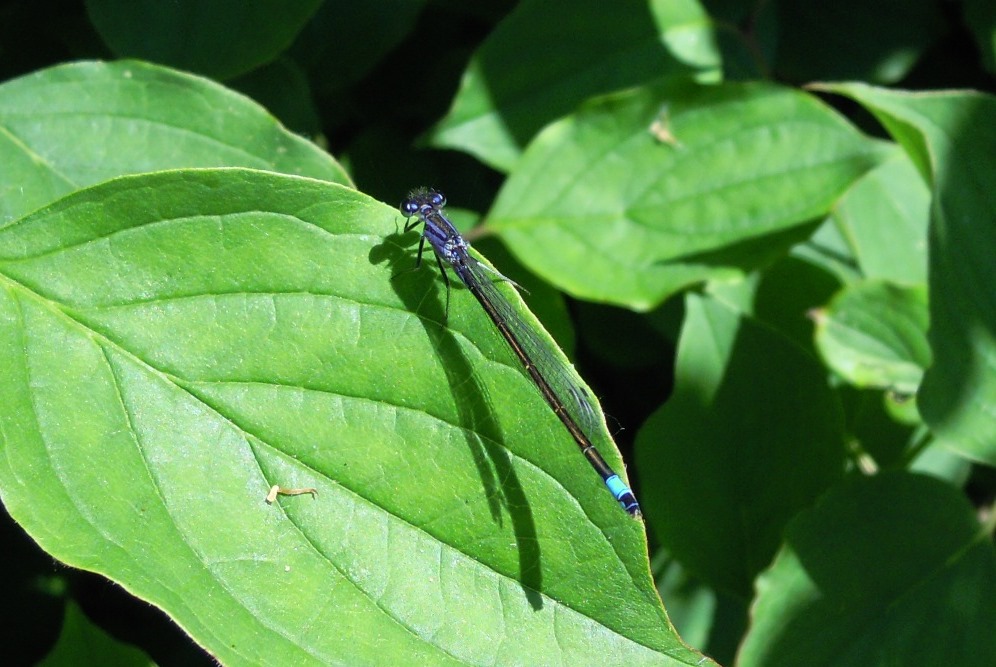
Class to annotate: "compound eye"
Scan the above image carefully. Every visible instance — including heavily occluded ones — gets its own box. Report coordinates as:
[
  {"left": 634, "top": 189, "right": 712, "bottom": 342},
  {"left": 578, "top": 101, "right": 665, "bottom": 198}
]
[
  {"left": 430, "top": 191, "right": 446, "bottom": 207},
  {"left": 400, "top": 199, "right": 419, "bottom": 216}
]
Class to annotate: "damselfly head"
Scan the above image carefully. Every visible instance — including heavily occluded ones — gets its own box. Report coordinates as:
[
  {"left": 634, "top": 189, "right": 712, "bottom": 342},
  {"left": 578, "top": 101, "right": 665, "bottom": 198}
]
[{"left": 401, "top": 188, "right": 447, "bottom": 218}]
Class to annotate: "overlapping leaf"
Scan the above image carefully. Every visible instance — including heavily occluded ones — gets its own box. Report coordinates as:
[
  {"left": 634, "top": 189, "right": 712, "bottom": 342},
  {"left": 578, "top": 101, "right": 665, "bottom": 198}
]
[
  {"left": 427, "top": 0, "right": 719, "bottom": 171},
  {"left": 829, "top": 152, "right": 930, "bottom": 285},
  {"left": 487, "top": 82, "right": 890, "bottom": 309},
  {"left": 819, "top": 84, "right": 996, "bottom": 464},
  {"left": 0, "top": 60, "right": 350, "bottom": 226},
  {"left": 814, "top": 281, "right": 930, "bottom": 394}
]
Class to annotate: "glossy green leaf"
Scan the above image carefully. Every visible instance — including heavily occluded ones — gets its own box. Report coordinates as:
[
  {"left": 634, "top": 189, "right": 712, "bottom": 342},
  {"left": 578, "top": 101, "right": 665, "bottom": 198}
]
[
  {"left": 830, "top": 151, "right": 930, "bottom": 284},
  {"left": 635, "top": 294, "right": 845, "bottom": 598},
  {"left": 0, "top": 169, "right": 710, "bottom": 666},
  {"left": 487, "top": 82, "right": 888, "bottom": 310},
  {"left": 85, "top": 0, "right": 323, "bottom": 80},
  {"left": 427, "top": 0, "right": 719, "bottom": 171},
  {"left": 739, "top": 472, "right": 996, "bottom": 666},
  {"left": 0, "top": 60, "right": 351, "bottom": 226},
  {"left": 819, "top": 83, "right": 996, "bottom": 464},
  {"left": 814, "top": 281, "right": 930, "bottom": 394}
]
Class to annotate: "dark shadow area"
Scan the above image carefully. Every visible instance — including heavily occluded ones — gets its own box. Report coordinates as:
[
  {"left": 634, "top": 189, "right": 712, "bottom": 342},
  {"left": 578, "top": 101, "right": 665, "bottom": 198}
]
[
  {"left": 0, "top": 504, "right": 212, "bottom": 667},
  {"left": 572, "top": 297, "right": 680, "bottom": 507},
  {"left": 71, "top": 570, "right": 214, "bottom": 667},
  {"left": 0, "top": 505, "right": 65, "bottom": 666},
  {"left": 370, "top": 230, "right": 544, "bottom": 609}
]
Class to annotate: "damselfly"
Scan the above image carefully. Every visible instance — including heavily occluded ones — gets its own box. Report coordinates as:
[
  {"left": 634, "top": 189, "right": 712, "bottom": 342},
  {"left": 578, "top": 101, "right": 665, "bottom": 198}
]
[{"left": 399, "top": 188, "right": 641, "bottom": 517}]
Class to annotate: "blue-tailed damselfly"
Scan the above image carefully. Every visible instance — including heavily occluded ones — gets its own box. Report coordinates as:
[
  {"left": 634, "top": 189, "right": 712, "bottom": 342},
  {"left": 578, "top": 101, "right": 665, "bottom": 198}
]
[{"left": 399, "top": 188, "right": 641, "bottom": 517}]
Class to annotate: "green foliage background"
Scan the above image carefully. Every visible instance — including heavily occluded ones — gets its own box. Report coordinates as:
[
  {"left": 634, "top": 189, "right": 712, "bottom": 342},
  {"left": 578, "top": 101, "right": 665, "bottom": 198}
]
[{"left": 1, "top": 1, "right": 994, "bottom": 666}]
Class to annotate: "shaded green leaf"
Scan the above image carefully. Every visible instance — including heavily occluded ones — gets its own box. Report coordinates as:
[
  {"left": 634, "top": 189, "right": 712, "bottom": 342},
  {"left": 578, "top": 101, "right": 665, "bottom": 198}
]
[
  {"left": 836, "top": 387, "right": 923, "bottom": 470},
  {"left": 488, "top": 81, "right": 888, "bottom": 309},
  {"left": 819, "top": 83, "right": 996, "bottom": 464},
  {"left": 814, "top": 281, "right": 930, "bottom": 394},
  {"left": 289, "top": 0, "right": 425, "bottom": 93},
  {"left": 753, "top": 254, "right": 844, "bottom": 349},
  {"left": 0, "top": 60, "right": 350, "bottom": 226},
  {"left": 229, "top": 56, "right": 323, "bottom": 136},
  {"left": 739, "top": 472, "right": 996, "bottom": 667},
  {"left": 38, "top": 601, "right": 151, "bottom": 667},
  {"left": 774, "top": 0, "right": 944, "bottom": 83},
  {"left": 0, "top": 169, "right": 708, "bottom": 666},
  {"left": 85, "top": 0, "right": 323, "bottom": 80},
  {"left": 963, "top": 0, "right": 996, "bottom": 75},
  {"left": 635, "top": 294, "right": 845, "bottom": 598},
  {"left": 427, "top": 0, "right": 719, "bottom": 171}
]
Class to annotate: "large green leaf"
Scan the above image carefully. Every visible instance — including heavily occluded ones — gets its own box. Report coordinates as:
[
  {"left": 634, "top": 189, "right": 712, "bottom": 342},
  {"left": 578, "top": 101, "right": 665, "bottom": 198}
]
[
  {"left": 0, "top": 60, "right": 350, "bottom": 226},
  {"left": 487, "top": 82, "right": 889, "bottom": 310},
  {"left": 635, "top": 293, "right": 845, "bottom": 598},
  {"left": 0, "top": 169, "right": 710, "bottom": 666},
  {"left": 739, "top": 472, "right": 996, "bottom": 666},
  {"left": 427, "top": 0, "right": 719, "bottom": 172},
  {"left": 85, "top": 0, "right": 324, "bottom": 80},
  {"left": 818, "top": 84, "right": 996, "bottom": 464}
]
